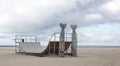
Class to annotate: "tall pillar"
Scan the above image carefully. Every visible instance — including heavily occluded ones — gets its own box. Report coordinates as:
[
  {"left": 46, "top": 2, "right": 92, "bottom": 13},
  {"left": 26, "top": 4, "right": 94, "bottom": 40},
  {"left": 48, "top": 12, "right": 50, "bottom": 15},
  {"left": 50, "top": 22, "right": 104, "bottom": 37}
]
[
  {"left": 59, "top": 23, "right": 66, "bottom": 57},
  {"left": 71, "top": 25, "right": 77, "bottom": 57}
]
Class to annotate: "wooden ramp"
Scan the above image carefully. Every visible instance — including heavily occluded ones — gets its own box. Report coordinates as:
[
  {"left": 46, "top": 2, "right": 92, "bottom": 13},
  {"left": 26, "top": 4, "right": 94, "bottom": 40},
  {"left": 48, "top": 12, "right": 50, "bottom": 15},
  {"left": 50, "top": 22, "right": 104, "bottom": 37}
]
[
  {"left": 42, "top": 41, "right": 72, "bottom": 55},
  {"left": 19, "top": 41, "right": 71, "bottom": 56}
]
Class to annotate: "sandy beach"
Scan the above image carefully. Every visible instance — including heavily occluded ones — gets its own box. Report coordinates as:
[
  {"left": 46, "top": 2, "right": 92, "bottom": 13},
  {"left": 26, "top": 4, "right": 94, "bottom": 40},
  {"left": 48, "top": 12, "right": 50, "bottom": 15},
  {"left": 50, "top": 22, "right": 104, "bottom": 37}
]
[{"left": 0, "top": 47, "right": 120, "bottom": 66}]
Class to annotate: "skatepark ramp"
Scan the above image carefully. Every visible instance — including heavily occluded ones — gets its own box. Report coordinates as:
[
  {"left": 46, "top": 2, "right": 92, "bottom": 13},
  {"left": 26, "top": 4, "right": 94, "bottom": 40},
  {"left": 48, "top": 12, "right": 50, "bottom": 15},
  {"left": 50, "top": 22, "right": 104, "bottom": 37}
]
[
  {"left": 14, "top": 23, "right": 77, "bottom": 57},
  {"left": 15, "top": 33, "right": 72, "bottom": 56}
]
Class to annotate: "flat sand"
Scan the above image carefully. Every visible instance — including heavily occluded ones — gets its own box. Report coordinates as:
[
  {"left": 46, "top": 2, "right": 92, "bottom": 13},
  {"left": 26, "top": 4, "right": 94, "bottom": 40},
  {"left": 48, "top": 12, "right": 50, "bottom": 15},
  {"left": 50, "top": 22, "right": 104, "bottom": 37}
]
[{"left": 0, "top": 47, "right": 120, "bottom": 66}]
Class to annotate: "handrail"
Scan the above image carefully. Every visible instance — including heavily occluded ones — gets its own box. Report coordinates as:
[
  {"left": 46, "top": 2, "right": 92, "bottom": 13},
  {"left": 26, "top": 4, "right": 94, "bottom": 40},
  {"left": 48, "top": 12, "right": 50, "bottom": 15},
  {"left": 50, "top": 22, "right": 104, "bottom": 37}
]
[{"left": 49, "top": 32, "right": 72, "bottom": 42}]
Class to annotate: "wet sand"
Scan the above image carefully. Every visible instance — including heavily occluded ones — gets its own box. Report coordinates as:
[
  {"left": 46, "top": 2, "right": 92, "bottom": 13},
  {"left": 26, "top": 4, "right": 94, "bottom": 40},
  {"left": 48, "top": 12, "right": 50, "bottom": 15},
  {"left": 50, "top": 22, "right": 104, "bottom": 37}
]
[{"left": 0, "top": 47, "right": 120, "bottom": 66}]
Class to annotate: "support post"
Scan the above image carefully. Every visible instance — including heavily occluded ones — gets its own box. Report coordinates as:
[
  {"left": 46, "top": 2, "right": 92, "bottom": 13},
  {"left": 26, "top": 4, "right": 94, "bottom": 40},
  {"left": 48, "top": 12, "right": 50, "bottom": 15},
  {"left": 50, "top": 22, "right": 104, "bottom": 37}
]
[
  {"left": 59, "top": 23, "right": 66, "bottom": 57},
  {"left": 71, "top": 25, "right": 77, "bottom": 57},
  {"left": 15, "top": 35, "right": 17, "bottom": 53}
]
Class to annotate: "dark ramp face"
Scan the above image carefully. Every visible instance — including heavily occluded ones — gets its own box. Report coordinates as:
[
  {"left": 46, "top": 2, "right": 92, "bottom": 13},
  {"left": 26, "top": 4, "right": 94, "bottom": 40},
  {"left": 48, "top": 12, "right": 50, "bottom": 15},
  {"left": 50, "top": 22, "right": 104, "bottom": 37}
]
[{"left": 42, "top": 41, "right": 72, "bottom": 55}]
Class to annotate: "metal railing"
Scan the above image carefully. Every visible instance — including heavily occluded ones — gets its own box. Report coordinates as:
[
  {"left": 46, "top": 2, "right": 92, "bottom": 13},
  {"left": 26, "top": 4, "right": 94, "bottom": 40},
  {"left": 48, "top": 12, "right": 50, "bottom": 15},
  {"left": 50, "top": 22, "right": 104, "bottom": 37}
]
[
  {"left": 14, "top": 35, "right": 39, "bottom": 53},
  {"left": 49, "top": 32, "right": 72, "bottom": 42}
]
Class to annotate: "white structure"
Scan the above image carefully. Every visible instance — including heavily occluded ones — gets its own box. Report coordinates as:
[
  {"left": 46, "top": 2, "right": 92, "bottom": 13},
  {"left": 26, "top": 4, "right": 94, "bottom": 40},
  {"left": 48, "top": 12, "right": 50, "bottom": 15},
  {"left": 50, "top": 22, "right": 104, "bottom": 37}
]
[
  {"left": 14, "top": 35, "right": 40, "bottom": 53},
  {"left": 71, "top": 25, "right": 77, "bottom": 57},
  {"left": 14, "top": 23, "right": 77, "bottom": 57},
  {"left": 59, "top": 23, "right": 66, "bottom": 57},
  {"left": 14, "top": 33, "right": 72, "bottom": 56},
  {"left": 19, "top": 42, "right": 43, "bottom": 53}
]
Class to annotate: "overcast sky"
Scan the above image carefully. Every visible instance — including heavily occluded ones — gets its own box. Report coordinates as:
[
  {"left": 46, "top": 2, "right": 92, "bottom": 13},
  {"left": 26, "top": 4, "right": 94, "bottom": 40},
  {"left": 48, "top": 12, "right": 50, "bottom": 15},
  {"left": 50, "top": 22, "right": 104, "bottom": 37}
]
[{"left": 0, "top": 0, "right": 120, "bottom": 46}]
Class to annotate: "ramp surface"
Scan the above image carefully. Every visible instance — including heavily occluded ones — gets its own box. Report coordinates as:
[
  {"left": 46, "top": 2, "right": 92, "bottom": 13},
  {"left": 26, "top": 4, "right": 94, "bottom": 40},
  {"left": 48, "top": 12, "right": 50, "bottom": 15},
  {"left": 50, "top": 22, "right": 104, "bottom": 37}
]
[
  {"left": 19, "top": 42, "right": 45, "bottom": 53},
  {"left": 19, "top": 41, "right": 72, "bottom": 55}
]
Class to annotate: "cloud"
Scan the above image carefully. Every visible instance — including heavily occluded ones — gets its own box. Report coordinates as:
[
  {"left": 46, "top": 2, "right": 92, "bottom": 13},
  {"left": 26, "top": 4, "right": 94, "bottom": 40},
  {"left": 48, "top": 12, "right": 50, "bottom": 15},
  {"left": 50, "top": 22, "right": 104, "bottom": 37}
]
[
  {"left": 1, "top": 0, "right": 119, "bottom": 34},
  {"left": 99, "top": 0, "right": 120, "bottom": 14},
  {"left": 98, "top": 0, "right": 120, "bottom": 24},
  {"left": 76, "top": 0, "right": 95, "bottom": 5},
  {"left": 79, "top": 30, "right": 120, "bottom": 45},
  {"left": 0, "top": 0, "right": 76, "bottom": 33},
  {"left": 0, "top": 0, "right": 120, "bottom": 46},
  {"left": 84, "top": 13, "right": 103, "bottom": 22}
]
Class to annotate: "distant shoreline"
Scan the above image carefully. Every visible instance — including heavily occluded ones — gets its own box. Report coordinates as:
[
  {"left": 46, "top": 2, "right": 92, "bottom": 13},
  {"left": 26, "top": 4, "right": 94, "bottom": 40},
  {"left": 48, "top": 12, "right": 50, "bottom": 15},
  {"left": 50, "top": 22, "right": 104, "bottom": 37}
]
[
  {"left": 0, "top": 45, "right": 15, "bottom": 47},
  {"left": 78, "top": 46, "right": 120, "bottom": 48}
]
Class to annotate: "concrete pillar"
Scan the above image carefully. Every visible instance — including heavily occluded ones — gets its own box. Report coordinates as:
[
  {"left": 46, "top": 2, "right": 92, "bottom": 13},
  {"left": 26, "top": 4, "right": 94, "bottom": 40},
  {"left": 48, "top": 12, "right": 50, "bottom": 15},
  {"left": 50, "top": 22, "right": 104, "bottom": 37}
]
[
  {"left": 71, "top": 25, "right": 77, "bottom": 57},
  {"left": 59, "top": 23, "right": 66, "bottom": 57}
]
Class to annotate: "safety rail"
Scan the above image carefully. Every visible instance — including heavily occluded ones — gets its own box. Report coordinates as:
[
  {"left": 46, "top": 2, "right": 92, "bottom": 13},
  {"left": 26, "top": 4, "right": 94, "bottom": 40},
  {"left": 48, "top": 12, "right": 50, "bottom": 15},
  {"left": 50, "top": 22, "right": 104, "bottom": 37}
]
[
  {"left": 49, "top": 32, "right": 72, "bottom": 42},
  {"left": 14, "top": 35, "right": 40, "bottom": 53},
  {"left": 15, "top": 35, "right": 39, "bottom": 43}
]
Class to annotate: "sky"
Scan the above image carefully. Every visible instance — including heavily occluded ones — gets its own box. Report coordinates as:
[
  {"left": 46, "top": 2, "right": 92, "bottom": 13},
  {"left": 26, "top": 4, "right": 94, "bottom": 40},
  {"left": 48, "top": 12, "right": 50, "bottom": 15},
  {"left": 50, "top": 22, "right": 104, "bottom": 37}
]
[{"left": 0, "top": 0, "right": 120, "bottom": 46}]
